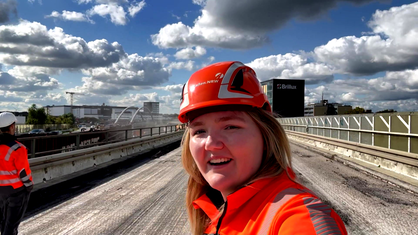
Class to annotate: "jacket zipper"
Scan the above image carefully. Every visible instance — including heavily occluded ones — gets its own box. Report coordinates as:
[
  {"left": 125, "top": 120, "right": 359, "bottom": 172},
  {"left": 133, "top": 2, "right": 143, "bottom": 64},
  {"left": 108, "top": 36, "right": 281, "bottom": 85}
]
[{"left": 215, "top": 201, "right": 228, "bottom": 235}]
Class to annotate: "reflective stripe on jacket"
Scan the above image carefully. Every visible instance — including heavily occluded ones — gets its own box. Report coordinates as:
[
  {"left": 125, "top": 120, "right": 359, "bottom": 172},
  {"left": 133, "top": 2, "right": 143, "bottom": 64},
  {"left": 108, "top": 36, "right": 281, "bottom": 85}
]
[
  {"left": 0, "top": 139, "right": 33, "bottom": 189},
  {"left": 193, "top": 171, "right": 347, "bottom": 235}
]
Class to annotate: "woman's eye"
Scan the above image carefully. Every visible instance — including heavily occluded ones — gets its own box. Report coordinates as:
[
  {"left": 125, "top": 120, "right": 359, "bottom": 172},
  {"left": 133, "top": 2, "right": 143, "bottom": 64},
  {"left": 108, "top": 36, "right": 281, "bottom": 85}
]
[
  {"left": 225, "top": 125, "right": 239, "bottom": 130},
  {"left": 192, "top": 129, "right": 205, "bottom": 135}
]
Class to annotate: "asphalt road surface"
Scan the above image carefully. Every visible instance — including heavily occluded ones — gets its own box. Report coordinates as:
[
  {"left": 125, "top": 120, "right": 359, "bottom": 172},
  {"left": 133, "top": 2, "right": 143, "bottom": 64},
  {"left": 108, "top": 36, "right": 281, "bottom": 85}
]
[
  {"left": 19, "top": 141, "right": 418, "bottom": 235},
  {"left": 290, "top": 142, "right": 418, "bottom": 235}
]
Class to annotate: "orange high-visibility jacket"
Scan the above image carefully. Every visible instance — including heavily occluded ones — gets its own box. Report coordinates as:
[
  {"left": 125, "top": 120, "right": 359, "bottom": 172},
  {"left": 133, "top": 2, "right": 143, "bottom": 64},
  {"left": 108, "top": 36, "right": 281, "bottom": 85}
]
[
  {"left": 0, "top": 134, "right": 33, "bottom": 190},
  {"left": 193, "top": 171, "right": 347, "bottom": 235}
]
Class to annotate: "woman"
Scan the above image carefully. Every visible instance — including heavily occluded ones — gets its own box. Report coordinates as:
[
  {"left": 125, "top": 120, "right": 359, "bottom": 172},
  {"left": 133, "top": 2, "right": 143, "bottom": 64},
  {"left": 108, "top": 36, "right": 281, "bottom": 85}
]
[{"left": 179, "top": 61, "right": 347, "bottom": 235}]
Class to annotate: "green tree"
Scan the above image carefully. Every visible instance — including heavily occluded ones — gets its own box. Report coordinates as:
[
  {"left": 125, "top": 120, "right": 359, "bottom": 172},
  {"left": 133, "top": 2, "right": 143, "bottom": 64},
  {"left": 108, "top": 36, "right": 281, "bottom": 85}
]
[
  {"left": 46, "top": 115, "right": 56, "bottom": 124},
  {"left": 376, "top": 109, "right": 396, "bottom": 113},
  {"left": 345, "top": 107, "right": 366, "bottom": 114},
  {"left": 61, "top": 113, "right": 75, "bottom": 125},
  {"left": 46, "top": 113, "right": 75, "bottom": 125},
  {"left": 26, "top": 104, "right": 47, "bottom": 124}
]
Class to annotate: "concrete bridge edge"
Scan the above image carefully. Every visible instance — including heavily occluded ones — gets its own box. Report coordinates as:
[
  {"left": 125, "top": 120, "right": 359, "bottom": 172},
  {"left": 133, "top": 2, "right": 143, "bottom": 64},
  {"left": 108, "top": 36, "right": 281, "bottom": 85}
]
[{"left": 288, "top": 134, "right": 418, "bottom": 195}]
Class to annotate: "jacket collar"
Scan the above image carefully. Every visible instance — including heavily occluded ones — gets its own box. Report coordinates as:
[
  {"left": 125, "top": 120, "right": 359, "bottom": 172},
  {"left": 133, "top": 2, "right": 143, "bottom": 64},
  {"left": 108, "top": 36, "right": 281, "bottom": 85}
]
[
  {"left": 193, "top": 176, "right": 277, "bottom": 221},
  {"left": 0, "top": 133, "right": 17, "bottom": 144}
]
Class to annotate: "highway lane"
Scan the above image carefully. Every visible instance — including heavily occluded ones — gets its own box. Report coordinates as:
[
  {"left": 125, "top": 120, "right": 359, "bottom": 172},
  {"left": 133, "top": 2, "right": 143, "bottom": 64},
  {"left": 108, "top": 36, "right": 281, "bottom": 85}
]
[
  {"left": 291, "top": 142, "right": 418, "bottom": 235},
  {"left": 19, "top": 142, "right": 418, "bottom": 235},
  {"left": 21, "top": 146, "right": 190, "bottom": 235}
]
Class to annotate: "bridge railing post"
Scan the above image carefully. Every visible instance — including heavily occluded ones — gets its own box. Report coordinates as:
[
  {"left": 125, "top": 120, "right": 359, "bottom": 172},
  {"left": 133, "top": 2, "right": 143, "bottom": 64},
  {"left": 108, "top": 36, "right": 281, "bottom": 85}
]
[
  {"left": 76, "top": 134, "right": 80, "bottom": 150},
  {"left": 150, "top": 128, "right": 153, "bottom": 136},
  {"left": 31, "top": 138, "right": 36, "bottom": 159},
  {"left": 125, "top": 130, "right": 128, "bottom": 141}
]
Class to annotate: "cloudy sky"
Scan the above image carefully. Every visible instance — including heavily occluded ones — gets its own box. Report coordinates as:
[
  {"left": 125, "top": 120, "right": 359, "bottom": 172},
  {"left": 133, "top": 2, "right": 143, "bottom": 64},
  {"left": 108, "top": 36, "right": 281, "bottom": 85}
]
[{"left": 0, "top": 0, "right": 417, "bottom": 114}]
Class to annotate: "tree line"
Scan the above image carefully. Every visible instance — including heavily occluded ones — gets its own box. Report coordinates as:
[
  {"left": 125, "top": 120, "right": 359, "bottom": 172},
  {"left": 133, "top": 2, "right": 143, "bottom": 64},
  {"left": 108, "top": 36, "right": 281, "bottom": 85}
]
[
  {"left": 26, "top": 104, "right": 75, "bottom": 125},
  {"left": 344, "top": 107, "right": 397, "bottom": 114}
]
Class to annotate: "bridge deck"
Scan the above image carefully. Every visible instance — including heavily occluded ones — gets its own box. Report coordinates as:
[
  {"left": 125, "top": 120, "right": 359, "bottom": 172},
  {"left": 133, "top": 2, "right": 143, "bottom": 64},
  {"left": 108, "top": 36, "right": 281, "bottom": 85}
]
[{"left": 20, "top": 144, "right": 418, "bottom": 235}]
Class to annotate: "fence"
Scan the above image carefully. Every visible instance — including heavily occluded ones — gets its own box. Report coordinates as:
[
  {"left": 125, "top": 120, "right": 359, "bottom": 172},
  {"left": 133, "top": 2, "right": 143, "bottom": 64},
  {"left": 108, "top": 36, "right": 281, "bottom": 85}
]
[
  {"left": 16, "top": 124, "right": 73, "bottom": 135},
  {"left": 17, "top": 123, "right": 186, "bottom": 159},
  {"left": 278, "top": 112, "right": 418, "bottom": 154}
]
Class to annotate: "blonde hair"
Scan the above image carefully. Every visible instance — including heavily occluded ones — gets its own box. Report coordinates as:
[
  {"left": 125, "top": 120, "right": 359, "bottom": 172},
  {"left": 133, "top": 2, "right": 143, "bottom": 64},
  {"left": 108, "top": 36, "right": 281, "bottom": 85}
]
[{"left": 181, "top": 108, "right": 293, "bottom": 235}]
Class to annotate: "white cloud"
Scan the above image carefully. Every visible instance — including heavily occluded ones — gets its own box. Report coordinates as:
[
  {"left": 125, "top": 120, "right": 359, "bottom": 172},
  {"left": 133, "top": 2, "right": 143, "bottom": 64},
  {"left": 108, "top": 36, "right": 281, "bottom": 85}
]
[
  {"left": 172, "top": 14, "right": 181, "bottom": 20},
  {"left": 167, "top": 61, "right": 195, "bottom": 71},
  {"left": 128, "top": 0, "right": 146, "bottom": 17},
  {"left": 192, "top": 0, "right": 206, "bottom": 6},
  {"left": 145, "top": 52, "right": 170, "bottom": 65},
  {"left": 87, "top": 3, "right": 127, "bottom": 25},
  {"left": 154, "top": 84, "right": 184, "bottom": 93},
  {"left": 152, "top": 0, "right": 379, "bottom": 50},
  {"left": 46, "top": 10, "right": 95, "bottom": 23},
  {"left": 174, "top": 46, "right": 206, "bottom": 60},
  {"left": 79, "top": 54, "right": 170, "bottom": 94},
  {"left": 77, "top": 0, "right": 93, "bottom": 3},
  {"left": 0, "top": 21, "right": 125, "bottom": 68},
  {"left": 314, "top": 2, "right": 418, "bottom": 75},
  {"left": 151, "top": 19, "right": 268, "bottom": 50},
  {"left": 1, "top": 66, "right": 61, "bottom": 92},
  {"left": 78, "top": 0, "right": 128, "bottom": 4},
  {"left": 247, "top": 53, "right": 334, "bottom": 84},
  {"left": 0, "top": 20, "right": 172, "bottom": 98},
  {"left": 305, "top": 69, "right": 418, "bottom": 111}
]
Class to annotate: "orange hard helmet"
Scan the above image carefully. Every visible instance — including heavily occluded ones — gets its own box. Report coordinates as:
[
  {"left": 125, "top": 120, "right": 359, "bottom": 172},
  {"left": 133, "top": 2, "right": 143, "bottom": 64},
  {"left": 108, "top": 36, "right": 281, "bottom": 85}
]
[{"left": 178, "top": 61, "right": 271, "bottom": 123}]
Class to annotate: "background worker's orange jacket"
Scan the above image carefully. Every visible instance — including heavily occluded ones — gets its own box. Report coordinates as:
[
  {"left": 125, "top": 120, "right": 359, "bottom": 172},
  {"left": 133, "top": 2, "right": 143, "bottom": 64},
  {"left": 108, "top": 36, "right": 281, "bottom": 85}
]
[
  {"left": 193, "top": 171, "right": 347, "bottom": 235},
  {"left": 0, "top": 134, "right": 33, "bottom": 190}
]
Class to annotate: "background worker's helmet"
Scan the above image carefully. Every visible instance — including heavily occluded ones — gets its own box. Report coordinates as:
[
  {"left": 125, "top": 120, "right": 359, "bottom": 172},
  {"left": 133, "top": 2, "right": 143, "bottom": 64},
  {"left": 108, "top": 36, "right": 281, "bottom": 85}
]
[
  {"left": 0, "top": 112, "right": 17, "bottom": 128},
  {"left": 178, "top": 61, "right": 271, "bottom": 123}
]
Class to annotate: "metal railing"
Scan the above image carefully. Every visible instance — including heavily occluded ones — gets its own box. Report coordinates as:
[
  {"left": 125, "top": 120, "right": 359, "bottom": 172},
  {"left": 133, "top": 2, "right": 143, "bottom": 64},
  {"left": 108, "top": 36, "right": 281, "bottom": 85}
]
[
  {"left": 15, "top": 124, "right": 73, "bottom": 135},
  {"left": 278, "top": 112, "right": 418, "bottom": 154},
  {"left": 17, "top": 124, "right": 186, "bottom": 159}
]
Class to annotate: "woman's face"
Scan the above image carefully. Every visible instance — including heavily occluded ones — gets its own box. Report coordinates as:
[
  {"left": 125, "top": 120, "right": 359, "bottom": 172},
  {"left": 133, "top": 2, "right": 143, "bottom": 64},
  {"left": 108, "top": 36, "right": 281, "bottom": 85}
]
[{"left": 189, "top": 111, "right": 264, "bottom": 198}]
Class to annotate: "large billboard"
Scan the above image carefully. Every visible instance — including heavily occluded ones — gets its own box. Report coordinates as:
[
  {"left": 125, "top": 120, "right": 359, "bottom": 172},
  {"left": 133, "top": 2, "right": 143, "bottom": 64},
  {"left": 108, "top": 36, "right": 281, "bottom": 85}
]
[{"left": 262, "top": 79, "right": 305, "bottom": 117}]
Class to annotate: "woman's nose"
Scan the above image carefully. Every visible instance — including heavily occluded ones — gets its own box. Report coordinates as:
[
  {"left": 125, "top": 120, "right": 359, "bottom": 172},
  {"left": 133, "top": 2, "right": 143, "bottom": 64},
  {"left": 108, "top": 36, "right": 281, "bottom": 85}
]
[{"left": 205, "top": 133, "right": 224, "bottom": 151}]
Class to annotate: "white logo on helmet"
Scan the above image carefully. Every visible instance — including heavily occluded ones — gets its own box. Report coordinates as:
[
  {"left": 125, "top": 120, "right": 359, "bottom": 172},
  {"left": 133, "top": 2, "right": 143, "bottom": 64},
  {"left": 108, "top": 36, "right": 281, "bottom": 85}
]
[
  {"left": 218, "top": 62, "right": 253, "bottom": 99},
  {"left": 180, "top": 80, "right": 190, "bottom": 110},
  {"left": 215, "top": 73, "right": 224, "bottom": 80}
]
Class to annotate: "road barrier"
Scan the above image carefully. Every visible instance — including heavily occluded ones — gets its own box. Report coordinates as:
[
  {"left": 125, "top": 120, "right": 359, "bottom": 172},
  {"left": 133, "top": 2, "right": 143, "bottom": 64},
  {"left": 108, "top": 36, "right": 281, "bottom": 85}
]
[
  {"left": 29, "top": 131, "right": 184, "bottom": 190},
  {"left": 286, "top": 130, "right": 418, "bottom": 181},
  {"left": 279, "top": 112, "right": 418, "bottom": 154}
]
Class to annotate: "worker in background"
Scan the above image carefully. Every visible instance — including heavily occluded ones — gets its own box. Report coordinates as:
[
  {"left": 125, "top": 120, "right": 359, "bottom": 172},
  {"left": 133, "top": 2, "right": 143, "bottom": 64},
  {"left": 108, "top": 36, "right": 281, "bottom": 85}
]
[{"left": 0, "top": 112, "right": 33, "bottom": 235}]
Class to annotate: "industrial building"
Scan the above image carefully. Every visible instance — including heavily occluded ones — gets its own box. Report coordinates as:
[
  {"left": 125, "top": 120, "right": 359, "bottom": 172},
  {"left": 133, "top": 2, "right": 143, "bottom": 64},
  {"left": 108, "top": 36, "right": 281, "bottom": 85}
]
[
  {"left": 46, "top": 102, "right": 161, "bottom": 121},
  {"left": 261, "top": 79, "right": 305, "bottom": 117},
  {"left": 45, "top": 105, "right": 139, "bottom": 120},
  {"left": 143, "top": 102, "right": 160, "bottom": 114},
  {"left": 304, "top": 100, "right": 352, "bottom": 116}
]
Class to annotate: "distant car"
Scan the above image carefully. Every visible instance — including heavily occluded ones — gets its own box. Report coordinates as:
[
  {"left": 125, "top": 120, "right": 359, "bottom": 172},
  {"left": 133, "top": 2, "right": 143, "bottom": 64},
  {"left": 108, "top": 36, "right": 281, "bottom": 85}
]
[
  {"left": 49, "top": 130, "right": 63, "bottom": 135},
  {"left": 29, "top": 129, "right": 45, "bottom": 134}
]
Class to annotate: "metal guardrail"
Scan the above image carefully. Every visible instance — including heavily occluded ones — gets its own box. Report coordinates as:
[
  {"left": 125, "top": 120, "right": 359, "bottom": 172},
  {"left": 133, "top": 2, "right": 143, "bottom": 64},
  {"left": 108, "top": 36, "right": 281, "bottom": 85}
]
[
  {"left": 17, "top": 124, "right": 186, "bottom": 159},
  {"left": 287, "top": 130, "right": 418, "bottom": 168},
  {"left": 278, "top": 112, "right": 418, "bottom": 154},
  {"left": 29, "top": 131, "right": 184, "bottom": 169},
  {"left": 28, "top": 130, "right": 185, "bottom": 188}
]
